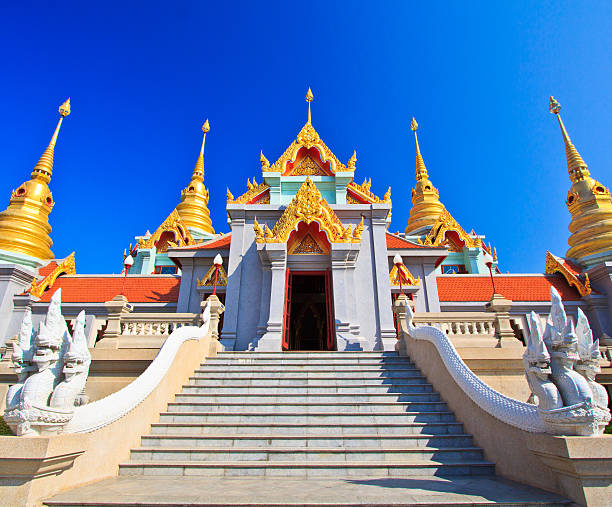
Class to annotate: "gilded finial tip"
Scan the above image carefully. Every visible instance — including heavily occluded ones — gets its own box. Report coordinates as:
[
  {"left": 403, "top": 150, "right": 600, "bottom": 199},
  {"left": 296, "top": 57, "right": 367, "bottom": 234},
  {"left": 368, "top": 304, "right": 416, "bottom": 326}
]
[
  {"left": 410, "top": 117, "right": 418, "bottom": 131},
  {"left": 59, "top": 98, "right": 71, "bottom": 117},
  {"left": 306, "top": 87, "right": 314, "bottom": 103},
  {"left": 549, "top": 96, "right": 561, "bottom": 115},
  {"left": 202, "top": 119, "right": 210, "bottom": 133}
]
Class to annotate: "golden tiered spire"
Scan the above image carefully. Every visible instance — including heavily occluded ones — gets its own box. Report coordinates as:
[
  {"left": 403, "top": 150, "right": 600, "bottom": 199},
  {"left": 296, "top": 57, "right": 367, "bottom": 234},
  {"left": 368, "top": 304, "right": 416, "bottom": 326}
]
[
  {"left": 549, "top": 97, "right": 612, "bottom": 266},
  {"left": 404, "top": 117, "right": 446, "bottom": 235},
  {"left": 0, "top": 99, "right": 71, "bottom": 262},
  {"left": 175, "top": 120, "right": 215, "bottom": 236}
]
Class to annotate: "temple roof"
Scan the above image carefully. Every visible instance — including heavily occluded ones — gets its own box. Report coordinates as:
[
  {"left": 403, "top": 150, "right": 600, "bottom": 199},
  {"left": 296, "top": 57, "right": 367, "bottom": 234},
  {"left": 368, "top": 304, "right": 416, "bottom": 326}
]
[
  {"left": 385, "top": 233, "right": 430, "bottom": 250},
  {"left": 183, "top": 233, "right": 232, "bottom": 250},
  {"left": 436, "top": 274, "right": 582, "bottom": 302},
  {"left": 36, "top": 275, "right": 180, "bottom": 303}
]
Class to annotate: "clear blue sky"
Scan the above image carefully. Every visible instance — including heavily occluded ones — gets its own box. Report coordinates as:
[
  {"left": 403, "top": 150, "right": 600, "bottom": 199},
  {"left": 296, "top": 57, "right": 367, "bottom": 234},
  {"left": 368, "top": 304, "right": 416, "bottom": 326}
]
[{"left": 1, "top": 1, "right": 611, "bottom": 274}]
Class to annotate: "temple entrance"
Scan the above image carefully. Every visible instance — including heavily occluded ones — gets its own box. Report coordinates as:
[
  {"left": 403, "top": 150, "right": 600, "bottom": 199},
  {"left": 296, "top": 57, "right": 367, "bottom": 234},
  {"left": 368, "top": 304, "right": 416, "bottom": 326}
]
[{"left": 283, "top": 270, "right": 335, "bottom": 351}]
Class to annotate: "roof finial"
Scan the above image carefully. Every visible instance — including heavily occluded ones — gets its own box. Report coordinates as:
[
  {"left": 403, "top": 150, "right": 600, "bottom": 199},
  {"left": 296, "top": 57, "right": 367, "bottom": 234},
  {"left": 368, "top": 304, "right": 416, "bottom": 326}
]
[
  {"left": 411, "top": 117, "right": 428, "bottom": 181},
  {"left": 306, "top": 87, "right": 313, "bottom": 124},
  {"left": 347, "top": 150, "right": 357, "bottom": 170},
  {"left": 549, "top": 96, "right": 589, "bottom": 183},
  {"left": 30, "top": 98, "right": 71, "bottom": 183},
  {"left": 192, "top": 119, "right": 209, "bottom": 182},
  {"left": 260, "top": 150, "right": 270, "bottom": 170}
]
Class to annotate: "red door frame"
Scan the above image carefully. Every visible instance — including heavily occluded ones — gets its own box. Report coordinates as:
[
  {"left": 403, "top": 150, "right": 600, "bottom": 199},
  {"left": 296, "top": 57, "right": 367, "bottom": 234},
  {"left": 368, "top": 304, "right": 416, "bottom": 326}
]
[{"left": 282, "top": 269, "right": 336, "bottom": 351}]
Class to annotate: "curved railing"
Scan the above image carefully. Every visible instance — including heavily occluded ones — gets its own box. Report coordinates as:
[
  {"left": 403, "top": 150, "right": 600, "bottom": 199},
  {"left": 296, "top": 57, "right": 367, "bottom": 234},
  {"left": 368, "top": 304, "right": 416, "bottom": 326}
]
[
  {"left": 400, "top": 309, "right": 545, "bottom": 433},
  {"left": 64, "top": 315, "right": 211, "bottom": 434}
]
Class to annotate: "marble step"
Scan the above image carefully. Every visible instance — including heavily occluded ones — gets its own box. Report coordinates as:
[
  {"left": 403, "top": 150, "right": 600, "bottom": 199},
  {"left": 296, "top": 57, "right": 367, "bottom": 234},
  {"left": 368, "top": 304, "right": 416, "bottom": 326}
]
[
  {"left": 195, "top": 365, "right": 420, "bottom": 372},
  {"left": 140, "top": 433, "right": 474, "bottom": 449},
  {"left": 149, "top": 421, "right": 465, "bottom": 436},
  {"left": 190, "top": 370, "right": 426, "bottom": 380},
  {"left": 158, "top": 411, "right": 456, "bottom": 424},
  {"left": 181, "top": 382, "right": 435, "bottom": 394},
  {"left": 188, "top": 376, "right": 429, "bottom": 386},
  {"left": 165, "top": 401, "right": 449, "bottom": 413},
  {"left": 118, "top": 459, "right": 496, "bottom": 478},
  {"left": 215, "top": 352, "right": 400, "bottom": 359},
  {"left": 174, "top": 392, "right": 441, "bottom": 403},
  {"left": 129, "top": 446, "right": 485, "bottom": 463},
  {"left": 204, "top": 358, "right": 414, "bottom": 366}
]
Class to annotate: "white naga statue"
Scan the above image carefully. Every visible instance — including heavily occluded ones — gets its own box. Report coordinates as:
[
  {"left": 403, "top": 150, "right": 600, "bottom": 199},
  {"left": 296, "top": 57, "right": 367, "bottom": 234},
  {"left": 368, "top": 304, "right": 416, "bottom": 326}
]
[
  {"left": 3, "top": 289, "right": 92, "bottom": 436},
  {"left": 523, "top": 287, "right": 610, "bottom": 435}
]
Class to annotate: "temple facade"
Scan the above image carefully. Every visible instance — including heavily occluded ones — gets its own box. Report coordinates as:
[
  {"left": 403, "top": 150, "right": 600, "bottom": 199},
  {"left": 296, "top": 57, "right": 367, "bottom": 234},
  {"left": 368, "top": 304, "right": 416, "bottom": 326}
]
[{"left": 0, "top": 92, "right": 611, "bottom": 356}]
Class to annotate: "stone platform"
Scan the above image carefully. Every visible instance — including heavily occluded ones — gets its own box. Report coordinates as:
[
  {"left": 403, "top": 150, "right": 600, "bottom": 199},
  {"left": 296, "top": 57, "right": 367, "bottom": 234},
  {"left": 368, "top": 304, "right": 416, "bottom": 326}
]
[{"left": 45, "top": 476, "right": 570, "bottom": 506}]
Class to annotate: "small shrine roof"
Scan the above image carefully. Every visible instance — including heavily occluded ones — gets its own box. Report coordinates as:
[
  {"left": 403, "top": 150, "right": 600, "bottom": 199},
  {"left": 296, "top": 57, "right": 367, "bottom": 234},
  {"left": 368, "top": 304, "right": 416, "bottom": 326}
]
[
  {"left": 436, "top": 274, "right": 582, "bottom": 302},
  {"left": 36, "top": 275, "right": 180, "bottom": 303},
  {"left": 386, "top": 233, "right": 430, "bottom": 250}
]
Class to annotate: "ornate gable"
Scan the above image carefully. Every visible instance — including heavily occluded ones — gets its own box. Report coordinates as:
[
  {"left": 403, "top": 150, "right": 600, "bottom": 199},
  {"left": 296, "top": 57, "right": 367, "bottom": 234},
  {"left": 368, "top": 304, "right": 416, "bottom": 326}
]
[
  {"left": 30, "top": 252, "right": 76, "bottom": 298},
  {"left": 139, "top": 209, "right": 195, "bottom": 251},
  {"left": 389, "top": 262, "right": 420, "bottom": 286},
  {"left": 347, "top": 179, "right": 391, "bottom": 205},
  {"left": 545, "top": 251, "right": 591, "bottom": 297},
  {"left": 253, "top": 178, "right": 363, "bottom": 244},
  {"left": 228, "top": 179, "right": 270, "bottom": 204},
  {"left": 421, "top": 210, "right": 481, "bottom": 249},
  {"left": 197, "top": 264, "right": 228, "bottom": 287}
]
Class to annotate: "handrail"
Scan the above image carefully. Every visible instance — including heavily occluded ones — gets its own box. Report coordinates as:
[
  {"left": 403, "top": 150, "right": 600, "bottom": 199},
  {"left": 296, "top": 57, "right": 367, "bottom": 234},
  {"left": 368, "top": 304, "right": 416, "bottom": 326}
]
[{"left": 64, "top": 318, "right": 211, "bottom": 434}]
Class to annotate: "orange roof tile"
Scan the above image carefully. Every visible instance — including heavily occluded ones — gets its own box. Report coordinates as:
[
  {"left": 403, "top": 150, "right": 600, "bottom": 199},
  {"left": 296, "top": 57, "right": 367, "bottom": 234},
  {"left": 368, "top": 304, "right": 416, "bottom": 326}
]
[
  {"left": 437, "top": 274, "right": 582, "bottom": 302},
  {"left": 37, "top": 276, "right": 180, "bottom": 303},
  {"left": 38, "top": 260, "right": 59, "bottom": 278},
  {"left": 386, "top": 233, "right": 429, "bottom": 249},
  {"left": 183, "top": 234, "right": 231, "bottom": 250}
]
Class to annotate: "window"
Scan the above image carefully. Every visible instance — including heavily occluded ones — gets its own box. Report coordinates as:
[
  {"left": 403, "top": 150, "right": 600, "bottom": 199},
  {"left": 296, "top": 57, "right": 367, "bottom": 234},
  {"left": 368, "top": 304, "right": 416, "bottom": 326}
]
[
  {"left": 441, "top": 264, "right": 467, "bottom": 274},
  {"left": 154, "top": 265, "right": 178, "bottom": 274}
]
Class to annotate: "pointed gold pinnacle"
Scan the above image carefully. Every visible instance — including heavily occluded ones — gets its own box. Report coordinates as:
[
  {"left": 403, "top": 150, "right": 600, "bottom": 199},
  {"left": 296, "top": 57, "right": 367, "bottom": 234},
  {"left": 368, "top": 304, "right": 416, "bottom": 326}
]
[
  {"left": 410, "top": 117, "right": 418, "bottom": 131},
  {"left": 59, "top": 98, "right": 71, "bottom": 117},
  {"left": 306, "top": 88, "right": 313, "bottom": 124},
  {"left": 549, "top": 96, "right": 561, "bottom": 115},
  {"left": 202, "top": 119, "right": 210, "bottom": 133}
]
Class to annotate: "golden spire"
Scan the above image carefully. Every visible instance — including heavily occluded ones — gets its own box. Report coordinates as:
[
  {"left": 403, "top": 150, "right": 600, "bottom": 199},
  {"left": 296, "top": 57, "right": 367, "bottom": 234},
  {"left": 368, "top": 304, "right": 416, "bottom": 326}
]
[
  {"left": 30, "top": 98, "right": 70, "bottom": 184},
  {"left": 175, "top": 120, "right": 215, "bottom": 236},
  {"left": 405, "top": 117, "right": 446, "bottom": 235},
  {"left": 411, "top": 117, "right": 428, "bottom": 181},
  {"left": 306, "top": 87, "right": 313, "bottom": 124},
  {"left": 0, "top": 99, "right": 71, "bottom": 261},
  {"left": 549, "top": 97, "right": 589, "bottom": 183},
  {"left": 549, "top": 96, "right": 612, "bottom": 266}
]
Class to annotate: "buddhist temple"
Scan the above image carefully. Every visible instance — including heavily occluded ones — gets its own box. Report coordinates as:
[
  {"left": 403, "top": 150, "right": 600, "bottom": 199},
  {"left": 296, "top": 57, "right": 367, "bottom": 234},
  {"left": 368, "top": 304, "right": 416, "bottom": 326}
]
[{"left": 1, "top": 91, "right": 611, "bottom": 507}]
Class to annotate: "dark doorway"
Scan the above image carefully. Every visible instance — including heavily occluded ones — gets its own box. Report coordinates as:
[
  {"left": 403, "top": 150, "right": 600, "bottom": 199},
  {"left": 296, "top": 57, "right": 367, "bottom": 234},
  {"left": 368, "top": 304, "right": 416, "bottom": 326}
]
[{"left": 283, "top": 271, "right": 335, "bottom": 351}]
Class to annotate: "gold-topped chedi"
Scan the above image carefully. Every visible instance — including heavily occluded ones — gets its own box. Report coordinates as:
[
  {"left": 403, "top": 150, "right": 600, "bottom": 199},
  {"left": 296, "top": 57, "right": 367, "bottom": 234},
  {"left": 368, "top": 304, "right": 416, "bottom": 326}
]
[
  {"left": 0, "top": 99, "right": 71, "bottom": 261},
  {"left": 175, "top": 119, "right": 215, "bottom": 236},
  {"left": 550, "top": 97, "right": 612, "bottom": 266},
  {"left": 405, "top": 117, "right": 446, "bottom": 234}
]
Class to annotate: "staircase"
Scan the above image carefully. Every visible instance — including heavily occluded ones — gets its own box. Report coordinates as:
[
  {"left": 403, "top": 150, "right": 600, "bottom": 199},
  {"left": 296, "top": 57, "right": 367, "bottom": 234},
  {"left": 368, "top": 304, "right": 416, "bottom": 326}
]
[{"left": 46, "top": 351, "right": 570, "bottom": 506}]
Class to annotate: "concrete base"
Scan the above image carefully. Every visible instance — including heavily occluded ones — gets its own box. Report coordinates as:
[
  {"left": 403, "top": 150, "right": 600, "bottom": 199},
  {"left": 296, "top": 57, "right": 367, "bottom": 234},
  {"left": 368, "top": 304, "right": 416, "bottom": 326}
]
[
  {"left": 253, "top": 331, "right": 282, "bottom": 351},
  {"left": 527, "top": 433, "right": 612, "bottom": 507}
]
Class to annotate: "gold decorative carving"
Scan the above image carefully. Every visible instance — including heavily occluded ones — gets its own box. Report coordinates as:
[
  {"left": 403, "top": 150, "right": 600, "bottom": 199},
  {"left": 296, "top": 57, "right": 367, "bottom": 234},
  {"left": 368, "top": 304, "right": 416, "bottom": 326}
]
[
  {"left": 226, "top": 188, "right": 234, "bottom": 202},
  {"left": 254, "top": 178, "right": 361, "bottom": 244},
  {"left": 290, "top": 156, "right": 327, "bottom": 176},
  {"left": 233, "top": 181, "right": 270, "bottom": 204},
  {"left": 293, "top": 234, "right": 324, "bottom": 254},
  {"left": 347, "top": 150, "right": 356, "bottom": 170},
  {"left": 545, "top": 251, "right": 591, "bottom": 297},
  {"left": 197, "top": 264, "right": 228, "bottom": 287},
  {"left": 30, "top": 252, "right": 76, "bottom": 298},
  {"left": 389, "top": 262, "right": 420, "bottom": 286},
  {"left": 139, "top": 209, "right": 194, "bottom": 249},
  {"left": 422, "top": 210, "right": 481, "bottom": 249},
  {"left": 347, "top": 178, "right": 390, "bottom": 206},
  {"left": 260, "top": 151, "right": 270, "bottom": 170}
]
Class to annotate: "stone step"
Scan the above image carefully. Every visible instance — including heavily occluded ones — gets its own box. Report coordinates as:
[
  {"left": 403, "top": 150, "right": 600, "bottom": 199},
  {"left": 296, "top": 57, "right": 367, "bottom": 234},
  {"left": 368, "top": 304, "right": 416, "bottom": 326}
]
[
  {"left": 215, "top": 352, "right": 400, "bottom": 359},
  {"left": 188, "top": 376, "right": 429, "bottom": 386},
  {"left": 129, "top": 446, "right": 485, "bottom": 463},
  {"left": 174, "top": 392, "right": 441, "bottom": 403},
  {"left": 165, "top": 401, "right": 449, "bottom": 413},
  {"left": 149, "top": 421, "right": 464, "bottom": 436},
  {"left": 190, "top": 370, "right": 426, "bottom": 380},
  {"left": 181, "top": 382, "right": 435, "bottom": 393},
  {"left": 140, "top": 433, "right": 474, "bottom": 448},
  {"left": 203, "top": 359, "right": 415, "bottom": 366},
  {"left": 196, "top": 367, "right": 420, "bottom": 374},
  {"left": 158, "top": 411, "right": 456, "bottom": 424},
  {"left": 118, "top": 459, "right": 496, "bottom": 478}
]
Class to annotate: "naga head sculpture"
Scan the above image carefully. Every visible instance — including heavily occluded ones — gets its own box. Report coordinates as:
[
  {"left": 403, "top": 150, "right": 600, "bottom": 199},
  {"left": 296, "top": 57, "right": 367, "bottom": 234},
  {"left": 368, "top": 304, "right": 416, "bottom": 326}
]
[
  {"left": 575, "top": 308, "right": 601, "bottom": 380},
  {"left": 62, "top": 311, "right": 90, "bottom": 381},
  {"left": 525, "top": 311, "right": 552, "bottom": 379},
  {"left": 11, "top": 308, "right": 35, "bottom": 374}
]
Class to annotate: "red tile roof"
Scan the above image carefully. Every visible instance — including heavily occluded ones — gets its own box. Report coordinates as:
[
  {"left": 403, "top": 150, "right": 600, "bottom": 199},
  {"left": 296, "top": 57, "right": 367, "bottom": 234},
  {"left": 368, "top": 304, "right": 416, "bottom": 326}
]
[
  {"left": 38, "top": 260, "right": 59, "bottom": 278},
  {"left": 182, "top": 234, "right": 231, "bottom": 250},
  {"left": 37, "top": 276, "right": 180, "bottom": 303},
  {"left": 386, "top": 233, "right": 429, "bottom": 249},
  {"left": 437, "top": 275, "right": 582, "bottom": 302}
]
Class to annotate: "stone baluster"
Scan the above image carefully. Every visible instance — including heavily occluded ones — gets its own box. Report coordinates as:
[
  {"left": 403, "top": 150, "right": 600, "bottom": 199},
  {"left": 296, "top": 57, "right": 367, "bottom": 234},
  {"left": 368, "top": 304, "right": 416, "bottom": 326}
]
[
  {"left": 97, "top": 295, "right": 133, "bottom": 348},
  {"left": 203, "top": 294, "right": 225, "bottom": 341},
  {"left": 485, "top": 293, "right": 519, "bottom": 347}
]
